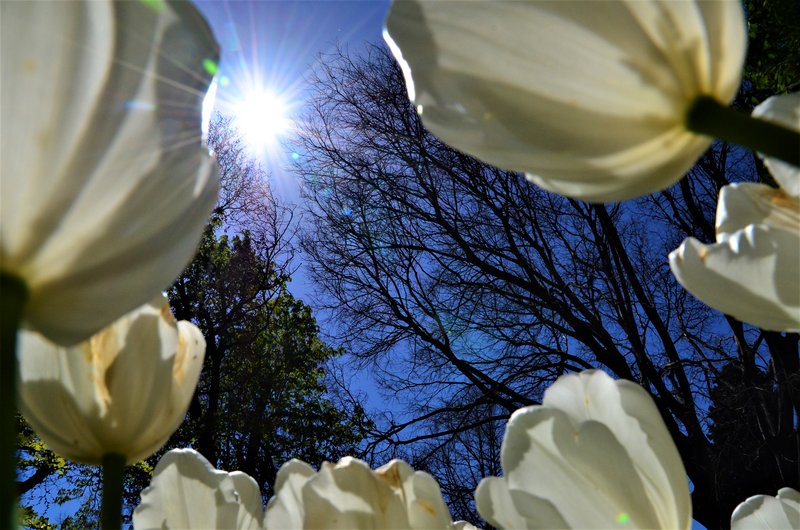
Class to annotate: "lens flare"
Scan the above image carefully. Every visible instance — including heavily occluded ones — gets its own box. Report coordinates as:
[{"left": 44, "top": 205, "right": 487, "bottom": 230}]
[{"left": 232, "top": 88, "right": 292, "bottom": 154}]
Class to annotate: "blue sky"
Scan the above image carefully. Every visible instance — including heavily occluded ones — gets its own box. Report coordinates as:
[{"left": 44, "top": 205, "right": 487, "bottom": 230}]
[
  {"left": 194, "top": 0, "right": 392, "bottom": 312},
  {"left": 193, "top": 0, "right": 398, "bottom": 476},
  {"left": 195, "top": 0, "right": 391, "bottom": 203}
]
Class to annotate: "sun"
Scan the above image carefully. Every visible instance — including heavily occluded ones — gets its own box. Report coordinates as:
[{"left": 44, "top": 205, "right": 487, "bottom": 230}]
[{"left": 232, "top": 88, "right": 293, "bottom": 155}]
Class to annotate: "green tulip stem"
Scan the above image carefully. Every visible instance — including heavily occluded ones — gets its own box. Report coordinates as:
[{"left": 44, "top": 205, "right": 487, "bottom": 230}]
[
  {"left": 687, "top": 96, "right": 800, "bottom": 167},
  {"left": 101, "top": 453, "right": 126, "bottom": 530},
  {"left": 1, "top": 273, "right": 27, "bottom": 530}
]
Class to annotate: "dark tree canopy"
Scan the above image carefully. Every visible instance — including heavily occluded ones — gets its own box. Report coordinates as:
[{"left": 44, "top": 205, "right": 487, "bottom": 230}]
[
  {"left": 158, "top": 116, "right": 374, "bottom": 498},
  {"left": 166, "top": 222, "right": 373, "bottom": 497},
  {"left": 295, "top": 44, "right": 799, "bottom": 528}
]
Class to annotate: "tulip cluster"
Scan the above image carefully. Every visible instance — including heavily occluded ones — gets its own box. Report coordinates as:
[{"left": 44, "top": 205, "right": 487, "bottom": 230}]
[
  {"left": 671, "top": 94, "right": 800, "bottom": 332},
  {"left": 5, "top": 0, "right": 800, "bottom": 528},
  {"left": 134, "top": 452, "right": 472, "bottom": 530},
  {"left": 131, "top": 371, "right": 798, "bottom": 530}
]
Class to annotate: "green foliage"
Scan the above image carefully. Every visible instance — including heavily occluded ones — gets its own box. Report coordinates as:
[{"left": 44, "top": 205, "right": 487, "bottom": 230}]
[
  {"left": 742, "top": 0, "right": 800, "bottom": 105},
  {"left": 16, "top": 416, "right": 64, "bottom": 529},
  {"left": 163, "top": 223, "right": 373, "bottom": 497},
  {"left": 18, "top": 505, "right": 55, "bottom": 530},
  {"left": 16, "top": 416, "right": 67, "bottom": 492}
]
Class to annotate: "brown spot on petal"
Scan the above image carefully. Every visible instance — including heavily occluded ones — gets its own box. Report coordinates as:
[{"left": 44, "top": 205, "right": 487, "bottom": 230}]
[
  {"left": 36, "top": 131, "right": 51, "bottom": 151},
  {"left": 160, "top": 302, "right": 177, "bottom": 328},
  {"left": 172, "top": 329, "right": 189, "bottom": 385},
  {"left": 86, "top": 329, "right": 118, "bottom": 412},
  {"left": 771, "top": 189, "right": 800, "bottom": 211},
  {"left": 23, "top": 58, "right": 36, "bottom": 74},
  {"left": 699, "top": 247, "right": 708, "bottom": 264},
  {"left": 418, "top": 499, "right": 437, "bottom": 516},
  {"left": 377, "top": 461, "right": 403, "bottom": 489},
  {"left": 81, "top": 342, "right": 94, "bottom": 364}
]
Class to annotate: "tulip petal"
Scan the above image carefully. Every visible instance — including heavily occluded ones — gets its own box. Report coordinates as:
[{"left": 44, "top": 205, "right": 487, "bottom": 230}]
[
  {"left": 1, "top": 1, "right": 114, "bottom": 257},
  {"left": 752, "top": 93, "right": 800, "bottom": 197},
  {"left": 475, "top": 476, "right": 568, "bottom": 529},
  {"left": 695, "top": 1, "right": 749, "bottom": 100},
  {"left": 541, "top": 371, "right": 691, "bottom": 528},
  {"left": 503, "top": 407, "right": 662, "bottom": 529},
  {"left": 265, "top": 459, "right": 315, "bottom": 529},
  {"left": 133, "top": 449, "right": 260, "bottom": 530},
  {"left": 670, "top": 227, "right": 800, "bottom": 332},
  {"left": 18, "top": 331, "right": 110, "bottom": 462},
  {"left": 715, "top": 183, "right": 800, "bottom": 241},
  {"left": 117, "top": 306, "right": 205, "bottom": 463},
  {"left": 101, "top": 304, "right": 179, "bottom": 461},
  {"left": 230, "top": 472, "right": 267, "bottom": 530},
  {"left": 376, "top": 460, "right": 452, "bottom": 529},
  {"left": 384, "top": 0, "right": 746, "bottom": 202},
  {"left": 302, "top": 458, "right": 412, "bottom": 529},
  {"left": 731, "top": 487, "right": 800, "bottom": 530}
]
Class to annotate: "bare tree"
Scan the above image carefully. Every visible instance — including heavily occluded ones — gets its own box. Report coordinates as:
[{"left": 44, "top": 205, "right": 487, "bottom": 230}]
[
  {"left": 295, "top": 45, "right": 799, "bottom": 529},
  {"left": 206, "top": 114, "right": 296, "bottom": 273}
]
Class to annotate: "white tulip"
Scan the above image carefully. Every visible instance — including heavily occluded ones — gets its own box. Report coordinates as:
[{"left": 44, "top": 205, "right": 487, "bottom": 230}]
[
  {"left": 670, "top": 94, "right": 800, "bottom": 333},
  {"left": 133, "top": 448, "right": 264, "bottom": 530},
  {"left": 384, "top": 0, "right": 746, "bottom": 202},
  {"left": 670, "top": 186, "right": 800, "bottom": 332},
  {"left": 731, "top": 487, "right": 800, "bottom": 530},
  {"left": 475, "top": 370, "right": 691, "bottom": 529},
  {"left": 1, "top": 0, "right": 219, "bottom": 345},
  {"left": 265, "top": 457, "right": 455, "bottom": 529},
  {"left": 752, "top": 93, "right": 800, "bottom": 195},
  {"left": 18, "top": 297, "right": 205, "bottom": 465}
]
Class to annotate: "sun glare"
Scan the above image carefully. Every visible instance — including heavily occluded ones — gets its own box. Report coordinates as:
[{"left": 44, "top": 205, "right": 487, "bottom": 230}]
[{"left": 232, "top": 88, "right": 293, "bottom": 155}]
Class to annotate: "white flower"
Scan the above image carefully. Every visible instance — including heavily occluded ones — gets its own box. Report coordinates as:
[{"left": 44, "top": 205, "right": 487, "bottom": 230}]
[
  {"left": 1, "top": 0, "right": 219, "bottom": 345},
  {"left": 475, "top": 370, "right": 691, "bottom": 529},
  {"left": 670, "top": 183, "right": 800, "bottom": 332},
  {"left": 384, "top": 0, "right": 746, "bottom": 202},
  {"left": 752, "top": 93, "right": 800, "bottom": 195},
  {"left": 133, "top": 448, "right": 264, "bottom": 530},
  {"left": 730, "top": 487, "right": 800, "bottom": 530},
  {"left": 17, "top": 297, "right": 205, "bottom": 465},
  {"left": 264, "top": 457, "right": 455, "bottom": 529},
  {"left": 670, "top": 94, "right": 800, "bottom": 333}
]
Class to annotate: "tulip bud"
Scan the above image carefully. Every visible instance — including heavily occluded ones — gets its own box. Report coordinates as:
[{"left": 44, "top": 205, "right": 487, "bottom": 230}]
[
  {"left": 133, "top": 448, "right": 264, "bottom": 530},
  {"left": 18, "top": 297, "right": 205, "bottom": 465},
  {"left": 476, "top": 370, "right": 691, "bottom": 529},
  {"left": 265, "top": 457, "right": 456, "bottom": 529},
  {"left": 384, "top": 0, "right": 747, "bottom": 202}
]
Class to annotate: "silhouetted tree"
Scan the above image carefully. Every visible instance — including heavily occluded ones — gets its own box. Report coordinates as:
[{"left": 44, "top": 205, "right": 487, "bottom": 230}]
[
  {"left": 296, "top": 44, "right": 798, "bottom": 528},
  {"left": 166, "top": 223, "right": 373, "bottom": 496}
]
